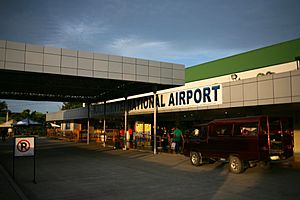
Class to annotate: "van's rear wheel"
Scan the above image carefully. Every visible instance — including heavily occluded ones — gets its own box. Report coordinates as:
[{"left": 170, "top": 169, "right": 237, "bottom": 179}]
[
  {"left": 190, "top": 152, "right": 202, "bottom": 166},
  {"left": 229, "top": 156, "right": 244, "bottom": 174}
]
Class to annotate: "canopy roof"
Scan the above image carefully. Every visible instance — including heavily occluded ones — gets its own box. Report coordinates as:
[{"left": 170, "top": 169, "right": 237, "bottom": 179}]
[
  {"left": 0, "top": 119, "right": 15, "bottom": 127},
  {"left": 50, "top": 123, "right": 60, "bottom": 128},
  {"left": 0, "top": 69, "right": 177, "bottom": 102},
  {"left": 14, "top": 118, "right": 41, "bottom": 126},
  {"left": 0, "top": 40, "right": 185, "bottom": 102}
]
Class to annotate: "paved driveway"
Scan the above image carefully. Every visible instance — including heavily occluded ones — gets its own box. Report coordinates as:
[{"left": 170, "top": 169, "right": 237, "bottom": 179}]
[{"left": 1, "top": 138, "right": 300, "bottom": 200}]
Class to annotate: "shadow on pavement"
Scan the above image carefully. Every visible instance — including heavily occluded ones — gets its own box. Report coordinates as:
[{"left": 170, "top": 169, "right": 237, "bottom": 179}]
[{"left": 1, "top": 138, "right": 300, "bottom": 200}]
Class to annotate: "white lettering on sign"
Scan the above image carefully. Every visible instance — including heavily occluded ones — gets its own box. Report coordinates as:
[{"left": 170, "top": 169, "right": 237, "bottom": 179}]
[
  {"left": 128, "top": 84, "right": 222, "bottom": 113},
  {"left": 14, "top": 137, "right": 35, "bottom": 157}
]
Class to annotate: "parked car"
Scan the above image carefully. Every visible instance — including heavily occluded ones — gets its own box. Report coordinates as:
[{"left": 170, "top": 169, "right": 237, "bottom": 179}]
[{"left": 183, "top": 116, "right": 294, "bottom": 173}]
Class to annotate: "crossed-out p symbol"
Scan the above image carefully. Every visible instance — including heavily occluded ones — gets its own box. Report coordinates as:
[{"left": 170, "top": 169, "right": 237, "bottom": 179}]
[{"left": 17, "top": 140, "right": 30, "bottom": 152}]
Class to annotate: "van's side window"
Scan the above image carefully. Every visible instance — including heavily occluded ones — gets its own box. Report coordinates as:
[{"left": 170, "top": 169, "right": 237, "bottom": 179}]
[
  {"left": 213, "top": 124, "right": 233, "bottom": 136},
  {"left": 192, "top": 129, "right": 199, "bottom": 136},
  {"left": 261, "top": 119, "right": 268, "bottom": 135},
  {"left": 192, "top": 126, "right": 208, "bottom": 140},
  {"left": 200, "top": 126, "right": 208, "bottom": 140},
  {"left": 234, "top": 122, "right": 258, "bottom": 136}
]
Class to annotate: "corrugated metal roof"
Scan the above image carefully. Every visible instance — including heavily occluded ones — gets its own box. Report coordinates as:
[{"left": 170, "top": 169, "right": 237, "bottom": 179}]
[{"left": 185, "top": 38, "right": 300, "bottom": 83}]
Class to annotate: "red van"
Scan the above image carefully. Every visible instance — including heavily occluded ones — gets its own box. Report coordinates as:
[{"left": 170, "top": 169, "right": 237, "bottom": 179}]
[{"left": 183, "top": 116, "right": 294, "bottom": 173}]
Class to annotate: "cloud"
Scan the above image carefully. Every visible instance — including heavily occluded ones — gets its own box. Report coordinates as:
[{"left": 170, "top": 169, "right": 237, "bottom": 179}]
[
  {"left": 43, "top": 17, "right": 109, "bottom": 50},
  {"left": 108, "top": 36, "right": 170, "bottom": 58},
  {"left": 105, "top": 35, "right": 240, "bottom": 66},
  {"left": 60, "top": 22, "right": 107, "bottom": 40}
]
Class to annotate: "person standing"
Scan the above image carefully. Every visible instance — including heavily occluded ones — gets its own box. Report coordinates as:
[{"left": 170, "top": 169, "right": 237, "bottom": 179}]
[
  {"left": 162, "top": 127, "right": 169, "bottom": 152},
  {"left": 173, "top": 127, "right": 183, "bottom": 154},
  {"left": 1, "top": 128, "right": 6, "bottom": 142}
]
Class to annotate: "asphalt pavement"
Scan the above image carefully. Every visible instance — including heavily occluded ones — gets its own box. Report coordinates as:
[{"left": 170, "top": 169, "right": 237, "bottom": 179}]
[{"left": 1, "top": 137, "right": 300, "bottom": 200}]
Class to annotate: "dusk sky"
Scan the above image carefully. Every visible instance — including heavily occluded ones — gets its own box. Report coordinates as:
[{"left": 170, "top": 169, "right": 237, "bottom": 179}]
[{"left": 1, "top": 0, "right": 300, "bottom": 113}]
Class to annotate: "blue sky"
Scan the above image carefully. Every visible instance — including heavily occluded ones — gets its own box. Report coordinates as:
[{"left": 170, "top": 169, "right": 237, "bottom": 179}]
[{"left": 0, "top": 0, "right": 300, "bottom": 113}]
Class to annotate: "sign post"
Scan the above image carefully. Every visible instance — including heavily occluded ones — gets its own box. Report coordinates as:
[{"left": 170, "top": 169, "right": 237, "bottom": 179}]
[{"left": 13, "top": 137, "right": 36, "bottom": 183}]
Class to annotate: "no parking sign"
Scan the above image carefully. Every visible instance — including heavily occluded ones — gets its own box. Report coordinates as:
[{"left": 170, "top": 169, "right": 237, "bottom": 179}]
[
  {"left": 14, "top": 137, "right": 35, "bottom": 157},
  {"left": 13, "top": 137, "right": 37, "bottom": 183}
]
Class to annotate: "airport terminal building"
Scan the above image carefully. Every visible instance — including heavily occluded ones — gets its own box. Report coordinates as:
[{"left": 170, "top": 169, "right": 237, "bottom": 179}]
[{"left": 46, "top": 38, "right": 300, "bottom": 159}]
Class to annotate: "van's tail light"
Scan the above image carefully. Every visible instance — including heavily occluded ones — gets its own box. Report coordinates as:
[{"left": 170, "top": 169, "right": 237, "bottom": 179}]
[{"left": 286, "top": 145, "right": 293, "bottom": 149}]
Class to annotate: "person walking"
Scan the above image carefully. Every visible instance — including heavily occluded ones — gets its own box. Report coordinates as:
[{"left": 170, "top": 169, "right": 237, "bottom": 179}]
[{"left": 173, "top": 127, "right": 183, "bottom": 154}]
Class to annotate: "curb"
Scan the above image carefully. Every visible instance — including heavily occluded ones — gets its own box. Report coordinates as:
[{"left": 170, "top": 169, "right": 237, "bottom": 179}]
[{"left": 0, "top": 164, "right": 29, "bottom": 200}]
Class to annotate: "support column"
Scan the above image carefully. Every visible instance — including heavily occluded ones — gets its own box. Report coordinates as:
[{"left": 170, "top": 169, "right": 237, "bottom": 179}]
[
  {"left": 294, "top": 112, "right": 300, "bottom": 162},
  {"left": 153, "top": 91, "right": 157, "bottom": 155},
  {"left": 6, "top": 106, "right": 8, "bottom": 122},
  {"left": 103, "top": 101, "right": 106, "bottom": 147},
  {"left": 87, "top": 103, "right": 90, "bottom": 145},
  {"left": 124, "top": 97, "right": 128, "bottom": 150}
]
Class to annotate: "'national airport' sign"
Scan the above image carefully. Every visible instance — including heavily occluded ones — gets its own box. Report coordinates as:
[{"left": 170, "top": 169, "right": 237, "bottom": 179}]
[{"left": 128, "top": 84, "right": 222, "bottom": 113}]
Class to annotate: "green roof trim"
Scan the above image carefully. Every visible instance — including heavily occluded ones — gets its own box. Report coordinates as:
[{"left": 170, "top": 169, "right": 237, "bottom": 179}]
[{"left": 185, "top": 38, "right": 300, "bottom": 83}]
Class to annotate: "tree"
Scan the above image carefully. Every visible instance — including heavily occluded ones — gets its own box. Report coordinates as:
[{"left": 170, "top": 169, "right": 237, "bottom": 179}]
[
  {"left": 0, "top": 101, "right": 8, "bottom": 112},
  {"left": 0, "top": 101, "right": 9, "bottom": 120},
  {"left": 20, "top": 109, "right": 31, "bottom": 119},
  {"left": 61, "top": 102, "right": 83, "bottom": 110},
  {"left": 11, "top": 109, "right": 46, "bottom": 123},
  {"left": 11, "top": 109, "right": 46, "bottom": 136},
  {"left": 30, "top": 111, "right": 46, "bottom": 123}
]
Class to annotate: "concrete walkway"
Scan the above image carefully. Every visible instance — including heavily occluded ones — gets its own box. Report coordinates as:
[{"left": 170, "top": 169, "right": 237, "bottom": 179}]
[{"left": 1, "top": 138, "right": 300, "bottom": 200}]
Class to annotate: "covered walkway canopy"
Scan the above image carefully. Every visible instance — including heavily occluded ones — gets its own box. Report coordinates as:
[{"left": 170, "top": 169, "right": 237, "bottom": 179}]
[{"left": 0, "top": 40, "right": 185, "bottom": 102}]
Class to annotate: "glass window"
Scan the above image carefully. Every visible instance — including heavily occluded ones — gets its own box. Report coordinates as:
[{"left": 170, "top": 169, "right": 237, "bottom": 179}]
[
  {"left": 193, "top": 128, "right": 199, "bottom": 136},
  {"left": 191, "top": 125, "right": 208, "bottom": 140},
  {"left": 213, "top": 124, "right": 232, "bottom": 136},
  {"left": 65, "top": 122, "right": 70, "bottom": 130},
  {"left": 200, "top": 126, "right": 208, "bottom": 140},
  {"left": 261, "top": 118, "right": 268, "bottom": 135},
  {"left": 269, "top": 118, "right": 281, "bottom": 134},
  {"left": 234, "top": 122, "right": 258, "bottom": 136}
]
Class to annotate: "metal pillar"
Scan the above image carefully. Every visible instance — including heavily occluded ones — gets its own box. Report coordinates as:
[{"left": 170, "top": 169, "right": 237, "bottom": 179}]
[
  {"left": 103, "top": 101, "right": 106, "bottom": 147},
  {"left": 124, "top": 97, "right": 128, "bottom": 150},
  {"left": 6, "top": 106, "right": 8, "bottom": 122},
  {"left": 153, "top": 91, "right": 157, "bottom": 155},
  {"left": 87, "top": 103, "right": 90, "bottom": 145}
]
